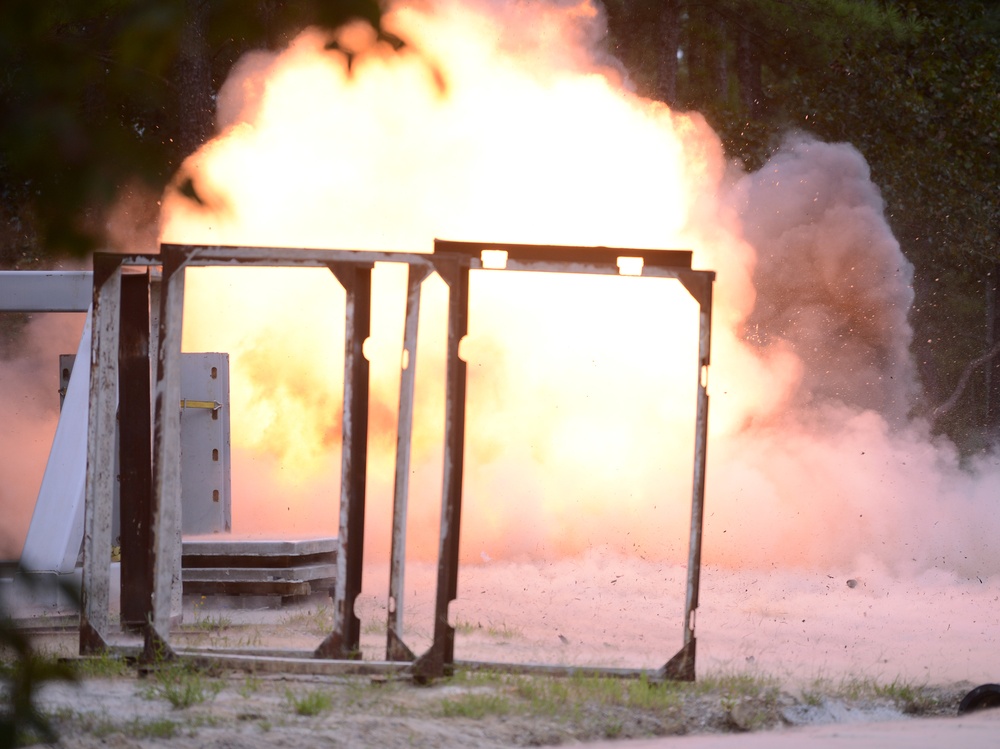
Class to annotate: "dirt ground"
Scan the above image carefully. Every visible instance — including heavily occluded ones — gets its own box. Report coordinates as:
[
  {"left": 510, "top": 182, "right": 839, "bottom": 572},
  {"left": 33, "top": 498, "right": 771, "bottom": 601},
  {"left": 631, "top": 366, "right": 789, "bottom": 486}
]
[
  {"left": 13, "top": 618, "right": 974, "bottom": 749},
  {"left": 7, "top": 557, "right": 997, "bottom": 747},
  {"left": 28, "top": 661, "right": 972, "bottom": 749}
]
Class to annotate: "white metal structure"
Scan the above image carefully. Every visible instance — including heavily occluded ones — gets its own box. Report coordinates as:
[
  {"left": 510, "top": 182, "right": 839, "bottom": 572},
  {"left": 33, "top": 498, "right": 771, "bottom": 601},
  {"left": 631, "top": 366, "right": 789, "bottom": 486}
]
[{"left": 2, "top": 272, "right": 93, "bottom": 576}]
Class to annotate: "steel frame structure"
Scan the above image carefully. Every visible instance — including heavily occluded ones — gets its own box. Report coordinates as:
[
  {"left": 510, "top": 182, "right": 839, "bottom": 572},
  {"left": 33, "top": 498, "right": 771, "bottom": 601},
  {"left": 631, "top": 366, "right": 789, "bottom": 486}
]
[{"left": 80, "top": 241, "right": 714, "bottom": 681}]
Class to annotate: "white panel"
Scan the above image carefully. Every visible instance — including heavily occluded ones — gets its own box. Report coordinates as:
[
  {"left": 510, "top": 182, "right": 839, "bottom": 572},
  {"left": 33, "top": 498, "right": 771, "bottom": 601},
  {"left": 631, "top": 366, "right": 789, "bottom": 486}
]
[
  {"left": 180, "top": 353, "right": 232, "bottom": 534},
  {"left": 20, "top": 313, "right": 92, "bottom": 573},
  {"left": 0, "top": 271, "right": 92, "bottom": 312}
]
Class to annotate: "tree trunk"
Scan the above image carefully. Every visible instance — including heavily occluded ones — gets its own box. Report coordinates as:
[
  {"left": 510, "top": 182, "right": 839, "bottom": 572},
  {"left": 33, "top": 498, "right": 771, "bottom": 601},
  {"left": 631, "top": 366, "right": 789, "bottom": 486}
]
[
  {"left": 686, "top": 1, "right": 729, "bottom": 102},
  {"left": 173, "top": 0, "right": 215, "bottom": 156},
  {"left": 985, "top": 262, "right": 1000, "bottom": 435},
  {"left": 684, "top": 0, "right": 704, "bottom": 100},
  {"left": 712, "top": 13, "right": 728, "bottom": 103},
  {"left": 736, "top": 25, "right": 762, "bottom": 116},
  {"left": 654, "top": 0, "right": 681, "bottom": 105}
]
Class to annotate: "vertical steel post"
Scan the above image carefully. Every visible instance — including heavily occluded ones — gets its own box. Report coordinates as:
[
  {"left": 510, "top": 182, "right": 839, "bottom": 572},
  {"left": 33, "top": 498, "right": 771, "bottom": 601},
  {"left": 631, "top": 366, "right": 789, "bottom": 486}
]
[
  {"left": 660, "top": 272, "right": 714, "bottom": 681},
  {"left": 412, "top": 257, "right": 469, "bottom": 680},
  {"left": 146, "top": 247, "right": 187, "bottom": 660},
  {"left": 119, "top": 272, "right": 154, "bottom": 632},
  {"left": 80, "top": 255, "right": 122, "bottom": 654},
  {"left": 317, "top": 262, "right": 373, "bottom": 659},
  {"left": 386, "top": 265, "right": 430, "bottom": 661}
]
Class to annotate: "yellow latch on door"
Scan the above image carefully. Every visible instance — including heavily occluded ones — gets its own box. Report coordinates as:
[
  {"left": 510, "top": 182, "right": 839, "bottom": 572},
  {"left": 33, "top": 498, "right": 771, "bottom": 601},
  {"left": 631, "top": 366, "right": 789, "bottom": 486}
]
[{"left": 180, "top": 399, "right": 222, "bottom": 411}]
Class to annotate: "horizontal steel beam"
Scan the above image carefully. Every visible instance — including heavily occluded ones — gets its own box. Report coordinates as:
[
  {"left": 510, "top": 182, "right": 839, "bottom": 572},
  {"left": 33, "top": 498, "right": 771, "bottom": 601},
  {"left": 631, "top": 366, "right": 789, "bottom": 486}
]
[
  {"left": 0, "top": 271, "right": 93, "bottom": 312},
  {"left": 435, "top": 239, "right": 693, "bottom": 269}
]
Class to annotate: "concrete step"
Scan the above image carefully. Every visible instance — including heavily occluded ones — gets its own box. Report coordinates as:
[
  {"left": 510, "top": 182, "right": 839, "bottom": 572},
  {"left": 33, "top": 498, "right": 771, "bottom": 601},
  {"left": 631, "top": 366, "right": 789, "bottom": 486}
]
[{"left": 181, "top": 537, "right": 337, "bottom": 605}]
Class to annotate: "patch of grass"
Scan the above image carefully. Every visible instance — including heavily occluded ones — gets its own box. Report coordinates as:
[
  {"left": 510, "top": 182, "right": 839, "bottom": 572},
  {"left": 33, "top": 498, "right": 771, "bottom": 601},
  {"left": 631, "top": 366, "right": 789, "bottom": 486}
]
[
  {"left": 285, "top": 687, "right": 334, "bottom": 716},
  {"left": 872, "top": 678, "right": 925, "bottom": 706},
  {"left": 514, "top": 672, "right": 681, "bottom": 717},
  {"left": 338, "top": 674, "right": 406, "bottom": 709},
  {"left": 696, "top": 670, "right": 782, "bottom": 701},
  {"left": 362, "top": 618, "right": 387, "bottom": 635},
  {"left": 131, "top": 717, "right": 182, "bottom": 739},
  {"left": 281, "top": 606, "right": 334, "bottom": 636},
  {"left": 621, "top": 675, "right": 684, "bottom": 711},
  {"left": 453, "top": 618, "right": 479, "bottom": 635},
  {"left": 833, "top": 676, "right": 935, "bottom": 714},
  {"left": 141, "top": 662, "right": 223, "bottom": 709},
  {"left": 50, "top": 709, "right": 182, "bottom": 741},
  {"left": 513, "top": 674, "right": 565, "bottom": 713},
  {"left": 603, "top": 719, "right": 624, "bottom": 738},
  {"left": 486, "top": 621, "right": 522, "bottom": 640},
  {"left": 72, "top": 650, "right": 133, "bottom": 679},
  {"left": 439, "top": 691, "right": 512, "bottom": 718},
  {"left": 183, "top": 614, "right": 233, "bottom": 633},
  {"left": 694, "top": 670, "right": 784, "bottom": 731},
  {"left": 800, "top": 682, "right": 826, "bottom": 707},
  {"left": 184, "top": 596, "right": 233, "bottom": 634},
  {"left": 235, "top": 626, "right": 264, "bottom": 648},
  {"left": 448, "top": 669, "right": 682, "bottom": 726},
  {"left": 238, "top": 672, "right": 263, "bottom": 698}
]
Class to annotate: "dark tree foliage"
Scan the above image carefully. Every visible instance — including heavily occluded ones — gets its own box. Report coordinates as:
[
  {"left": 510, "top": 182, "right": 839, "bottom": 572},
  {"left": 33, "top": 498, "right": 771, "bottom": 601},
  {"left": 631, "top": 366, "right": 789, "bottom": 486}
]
[
  {"left": 604, "top": 0, "right": 999, "bottom": 452},
  {"left": 603, "top": 0, "right": 917, "bottom": 164},
  {"left": 791, "top": 1, "right": 1000, "bottom": 447},
  {"left": 0, "top": 0, "right": 384, "bottom": 261}
]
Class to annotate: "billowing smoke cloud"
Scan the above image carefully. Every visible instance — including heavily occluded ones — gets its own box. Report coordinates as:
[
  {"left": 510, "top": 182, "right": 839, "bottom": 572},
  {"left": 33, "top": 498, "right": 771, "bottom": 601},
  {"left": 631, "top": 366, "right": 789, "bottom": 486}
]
[
  {"left": 702, "top": 135, "right": 1000, "bottom": 576},
  {"left": 154, "top": 0, "right": 1000, "bottom": 580},
  {"left": 4, "top": 0, "right": 993, "bottom": 585},
  {"left": 739, "top": 134, "right": 917, "bottom": 421}
]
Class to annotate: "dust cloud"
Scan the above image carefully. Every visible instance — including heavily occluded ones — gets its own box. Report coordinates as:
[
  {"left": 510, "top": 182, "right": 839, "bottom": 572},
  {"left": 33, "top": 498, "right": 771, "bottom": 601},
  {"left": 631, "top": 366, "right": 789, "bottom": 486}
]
[
  {"left": 2, "top": 0, "right": 998, "bottom": 683},
  {"left": 158, "top": 0, "right": 1000, "bottom": 587}
]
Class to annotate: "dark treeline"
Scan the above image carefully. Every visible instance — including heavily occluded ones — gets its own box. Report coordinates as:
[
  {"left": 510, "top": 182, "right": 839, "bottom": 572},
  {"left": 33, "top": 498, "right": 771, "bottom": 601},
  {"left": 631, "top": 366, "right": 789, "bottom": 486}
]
[
  {"left": 603, "top": 0, "right": 1000, "bottom": 452},
  {"left": 0, "top": 0, "right": 997, "bottom": 452}
]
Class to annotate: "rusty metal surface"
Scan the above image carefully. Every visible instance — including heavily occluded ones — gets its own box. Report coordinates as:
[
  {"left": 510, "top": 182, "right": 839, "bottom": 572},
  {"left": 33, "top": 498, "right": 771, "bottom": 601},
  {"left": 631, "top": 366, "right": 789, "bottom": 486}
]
[
  {"left": 81, "top": 242, "right": 713, "bottom": 682},
  {"left": 316, "top": 263, "right": 373, "bottom": 660},
  {"left": 80, "top": 255, "right": 121, "bottom": 654},
  {"left": 147, "top": 246, "right": 186, "bottom": 659},
  {"left": 435, "top": 239, "right": 693, "bottom": 270},
  {"left": 658, "top": 638, "right": 697, "bottom": 682},
  {"left": 411, "top": 256, "right": 469, "bottom": 681},
  {"left": 386, "top": 264, "right": 430, "bottom": 663},
  {"left": 118, "top": 272, "right": 154, "bottom": 632}
]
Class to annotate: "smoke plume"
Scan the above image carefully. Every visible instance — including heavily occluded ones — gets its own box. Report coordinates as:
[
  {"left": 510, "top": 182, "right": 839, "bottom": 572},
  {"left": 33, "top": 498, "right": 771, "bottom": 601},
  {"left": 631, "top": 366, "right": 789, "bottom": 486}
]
[{"left": 155, "top": 0, "right": 1000, "bottom": 579}]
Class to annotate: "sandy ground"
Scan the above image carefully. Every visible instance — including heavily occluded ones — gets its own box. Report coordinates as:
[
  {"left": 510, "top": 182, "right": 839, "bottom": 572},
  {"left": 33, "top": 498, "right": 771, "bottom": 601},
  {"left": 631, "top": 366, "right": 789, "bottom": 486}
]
[
  {"left": 22, "top": 655, "right": 979, "bottom": 749},
  {"left": 356, "top": 555, "right": 1000, "bottom": 685},
  {"left": 7, "top": 557, "right": 999, "bottom": 747},
  {"left": 580, "top": 710, "right": 1000, "bottom": 749}
]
